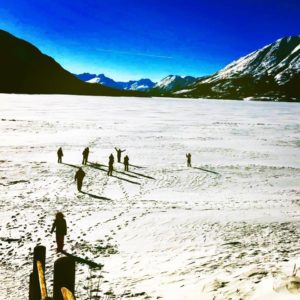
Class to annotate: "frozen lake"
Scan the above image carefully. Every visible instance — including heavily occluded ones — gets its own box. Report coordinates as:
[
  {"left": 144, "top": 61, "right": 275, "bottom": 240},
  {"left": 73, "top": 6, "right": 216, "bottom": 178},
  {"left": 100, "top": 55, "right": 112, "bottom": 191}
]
[{"left": 0, "top": 94, "right": 299, "bottom": 299}]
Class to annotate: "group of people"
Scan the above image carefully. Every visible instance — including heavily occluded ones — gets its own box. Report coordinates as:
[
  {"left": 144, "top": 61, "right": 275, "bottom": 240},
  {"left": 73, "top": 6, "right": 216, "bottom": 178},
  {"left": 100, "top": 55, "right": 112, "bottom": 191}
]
[
  {"left": 57, "top": 146, "right": 130, "bottom": 192},
  {"left": 58, "top": 147, "right": 193, "bottom": 192},
  {"left": 108, "top": 148, "right": 130, "bottom": 175},
  {"left": 52, "top": 150, "right": 193, "bottom": 252}
]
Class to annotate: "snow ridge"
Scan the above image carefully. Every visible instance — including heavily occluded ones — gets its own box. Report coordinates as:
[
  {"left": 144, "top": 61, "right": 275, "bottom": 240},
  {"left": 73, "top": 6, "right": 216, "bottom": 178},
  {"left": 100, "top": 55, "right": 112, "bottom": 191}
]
[{"left": 204, "top": 36, "right": 300, "bottom": 85}]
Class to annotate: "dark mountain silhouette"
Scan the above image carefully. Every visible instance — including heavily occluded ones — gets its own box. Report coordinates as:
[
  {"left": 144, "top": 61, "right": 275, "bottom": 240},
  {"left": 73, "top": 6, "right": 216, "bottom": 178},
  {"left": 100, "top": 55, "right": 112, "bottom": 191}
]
[{"left": 0, "top": 30, "right": 145, "bottom": 97}]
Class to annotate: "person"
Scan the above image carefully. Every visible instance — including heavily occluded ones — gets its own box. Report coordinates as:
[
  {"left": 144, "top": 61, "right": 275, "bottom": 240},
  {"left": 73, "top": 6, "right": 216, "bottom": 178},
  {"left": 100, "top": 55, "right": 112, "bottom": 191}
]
[
  {"left": 75, "top": 167, "right": 86, "bottom": 191},
  {"left": 186, "top": 153, "right": 192, "bottom": 167},
  {"left": 124, "top": 155, "right": 129, "bottom": 171},
  {"left": 51, "top": 212, "right": 67, "bottom": 253},
  {"left": 82, "top": 147, "right": 89, "bottom": 165},
  {"left": 115, "top": 147, "right": 126, "bottom": 163},
  {"left": 107, "top": 154, "right": 114, "bottom": 176},
  {"left": 57, "top": 147, "right": 63, "bottom": 163}
]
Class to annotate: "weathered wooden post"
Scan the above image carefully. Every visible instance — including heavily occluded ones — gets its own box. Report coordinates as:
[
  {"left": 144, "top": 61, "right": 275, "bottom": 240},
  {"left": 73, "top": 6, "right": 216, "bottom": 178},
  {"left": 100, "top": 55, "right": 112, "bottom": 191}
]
[
  {"left": 37, "top": 260, "right": 48, "bottom": 299},
  {"left": 61, "top": 287, "right": 75, "bottom": 300},
  {"left": 53, "top": 257, "right": 75, "bottom": 300},
  {"left": 29, "top": 245, "right": 46, "bottom": 300}
]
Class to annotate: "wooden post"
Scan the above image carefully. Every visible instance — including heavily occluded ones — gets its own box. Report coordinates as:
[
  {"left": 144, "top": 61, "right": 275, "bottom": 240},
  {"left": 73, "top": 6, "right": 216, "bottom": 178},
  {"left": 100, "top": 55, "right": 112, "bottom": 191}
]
[
  {"left": 53, "top": 257, "right": 75, "bottom": 300},
  {"left": 37, "top": 260, "right": 48, "bottom": 299},
  {"left": 29, "top": 272, "right": 34, "bottom": 300},
  {"left": 30, "top": 245, "right": 46, "bottom": 300},
  {"left": 61, "top": 287, "right": 75, "bottom": 300}
]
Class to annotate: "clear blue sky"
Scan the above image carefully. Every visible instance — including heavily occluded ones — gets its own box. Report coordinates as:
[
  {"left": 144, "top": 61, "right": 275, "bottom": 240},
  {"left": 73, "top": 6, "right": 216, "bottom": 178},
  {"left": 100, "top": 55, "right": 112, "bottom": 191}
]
[{"left": 0, "top": 0, "right": 299, "bottom": 81}]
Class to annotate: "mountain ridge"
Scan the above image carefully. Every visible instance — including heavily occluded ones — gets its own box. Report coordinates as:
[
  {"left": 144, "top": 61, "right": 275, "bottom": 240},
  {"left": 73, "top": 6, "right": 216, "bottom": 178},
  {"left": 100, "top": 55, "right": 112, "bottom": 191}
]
[
  {"left": 164, "top": 36, "right": 300, "bottom": 101},
  {"left": 75, "top": 73, "right": 155, "bottom": 91},
  {"left": 1, "top": 29, "right": 299, "bottom": 101},
  {"left": 0, "top": 29, "right": 145, "bottom": 97}
]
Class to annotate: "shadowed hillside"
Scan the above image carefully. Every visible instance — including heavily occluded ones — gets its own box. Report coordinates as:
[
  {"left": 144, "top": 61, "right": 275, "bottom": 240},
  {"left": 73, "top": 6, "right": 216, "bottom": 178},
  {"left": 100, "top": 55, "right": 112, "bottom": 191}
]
[{"left": 0, "top": 30, "right": 145, "bottom": 97}]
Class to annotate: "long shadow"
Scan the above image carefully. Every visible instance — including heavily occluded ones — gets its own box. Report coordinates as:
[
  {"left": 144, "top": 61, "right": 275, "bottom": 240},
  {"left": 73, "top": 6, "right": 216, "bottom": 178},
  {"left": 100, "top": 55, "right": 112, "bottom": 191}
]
[
  {"left": 129, "top": 164, "right": 145, "bottom": 169},
  {"left": 111, "top": 175, "right": 141, "bottom": 185},
  {"left": 62, "top": 162, "right": 80, "bottom": 169},
  {"left": 115, "top": 170, "right": 139, "bottom": 179},
  {"left": 0, "top": 237, "right": 20, "bottom": 242},
  {"left": 61, "top": 250, "right": 103, "bottom": 269},
  {"left": 88, "top": 163, "right": 107, "bottom": 173},
  {"left": 193, "top": 167, "right": 220, "bottom": 175},
  {"left": 81, "top": 191, "right": 111, "bottom": 201},
  {"left": 89, "top": 162, "right": 107, "bottom": 168},
  {"left": 128, "top": 170, "right": 155, "bottom": 180},
  {"left": 89, "top": 162, "right": 139, "bottom": 179}
]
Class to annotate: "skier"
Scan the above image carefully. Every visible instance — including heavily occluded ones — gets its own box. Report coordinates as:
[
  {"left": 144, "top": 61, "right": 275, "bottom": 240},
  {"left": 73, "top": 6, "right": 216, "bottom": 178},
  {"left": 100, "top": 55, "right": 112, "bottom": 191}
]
[
  {"left": 57, "top": 147, "right": 63, "bottom": 163},
  {"left": 75, "top": 167, "right": 86, "bottom": 192},
  {"left": 124, "top": 155, "right": 129, "bottom": 171},
  {"left": 82, "top": 147, "right": 89, "bottom": 165},
  {"left": 115, "top": 147, "right": 126, "bottom": 163},
  {"left": 51, "top": 212, "right": 67, "bottom": 253},
  {"left": 107, "top": 154, "right": 114, "bottom": 176},
  {"left": 186, "top": 153, "right": 192, "bottom": 167}
]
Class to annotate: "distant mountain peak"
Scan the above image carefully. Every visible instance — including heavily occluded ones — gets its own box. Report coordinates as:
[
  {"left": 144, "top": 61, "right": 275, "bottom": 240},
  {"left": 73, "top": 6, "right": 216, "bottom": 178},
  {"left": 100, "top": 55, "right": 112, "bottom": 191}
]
[
  {"left": 152, "top": 74, "right": 197, "bottom": 92},
  {"left": 75, "top": 73, "right": 156, "bottom": 91}
]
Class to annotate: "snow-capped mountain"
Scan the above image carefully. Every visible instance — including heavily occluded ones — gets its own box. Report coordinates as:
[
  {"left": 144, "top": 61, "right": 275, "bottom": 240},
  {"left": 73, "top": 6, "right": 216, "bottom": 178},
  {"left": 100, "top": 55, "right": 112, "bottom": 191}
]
[
  {"left": 118, "top": 79, "right": 156, "bottom": 91},
  {"left": 75, "top": 73, "right": 155, "bottom": 91},
  {"left": 173, "top": 36, "right": 300, "bottom": 101},
  {"left": 204, "top": 36, "right": 300, "bottom": 85},
  {"left": 151, "top": 75, "right": 197, "bottom": 93}
]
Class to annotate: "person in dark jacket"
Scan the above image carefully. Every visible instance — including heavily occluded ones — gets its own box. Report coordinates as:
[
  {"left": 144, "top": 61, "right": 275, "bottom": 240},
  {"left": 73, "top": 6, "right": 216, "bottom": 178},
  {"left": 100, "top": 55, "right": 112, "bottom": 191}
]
[
  {"left": 124, "top": 155, "right": 129, "bottom": 171},
  {"left": 51, "top": 212, "right": 67, "bottom": 253},
  {"left": 57, "top": 147, "right": 63, "bottom": 163},
  {"left": 186, "top": 153, "right": 192, "bottom": 167},
  {"left": 75, "top": 167, "right": 86, "bottom": 191},
  {"left": 115, "top": 147, "right": 126, "bottom": 163},
  {"left": 107, "top": 154, "right": 114, "bottom": 176},
  {"left": 82, "top": 147, "right": 89, "bottom": 165}
]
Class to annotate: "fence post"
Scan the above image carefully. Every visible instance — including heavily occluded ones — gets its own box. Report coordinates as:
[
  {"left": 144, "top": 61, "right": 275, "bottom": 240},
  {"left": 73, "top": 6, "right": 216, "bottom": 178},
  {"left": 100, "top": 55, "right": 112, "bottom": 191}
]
[
  {"left": 37, "top": 260, "right": 48, "bottom": 299},
  {"left": 53, "top": 257, "right": 75, "bottom": 300},
  {"left": 61, "top": 287, "right": 75, "bottom": 300},
  {"left": 30, "top": 245, "right": 46, "bottom": 300}
]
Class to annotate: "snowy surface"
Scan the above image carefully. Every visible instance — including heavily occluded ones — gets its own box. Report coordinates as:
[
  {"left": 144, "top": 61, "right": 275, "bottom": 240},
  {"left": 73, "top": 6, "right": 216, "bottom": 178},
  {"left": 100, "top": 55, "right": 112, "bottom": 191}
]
[{"left": 0, "top": 94, "right": 300, "bottom": 299}]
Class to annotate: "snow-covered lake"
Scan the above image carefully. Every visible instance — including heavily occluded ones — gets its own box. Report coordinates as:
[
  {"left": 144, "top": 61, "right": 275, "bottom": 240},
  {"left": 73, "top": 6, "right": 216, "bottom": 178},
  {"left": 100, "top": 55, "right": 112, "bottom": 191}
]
[{"left": 0, "top": 94, "right": 299, "bottom": 299}]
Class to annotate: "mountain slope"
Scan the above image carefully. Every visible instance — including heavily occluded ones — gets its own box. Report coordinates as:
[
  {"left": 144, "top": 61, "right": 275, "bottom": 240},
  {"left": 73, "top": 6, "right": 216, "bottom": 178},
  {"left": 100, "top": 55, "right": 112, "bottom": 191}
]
[
  {"left": 204, "top": 36, "right": 300, "bottom": 85},
  {"left": 0, "top": 30, "right": 144, "bottom": 96},
  {"left": 150, "top": 75, "right": 197, "bottom": 95},
  {"left": 168, "top": 36, "right": 300, "bottom": 101}
]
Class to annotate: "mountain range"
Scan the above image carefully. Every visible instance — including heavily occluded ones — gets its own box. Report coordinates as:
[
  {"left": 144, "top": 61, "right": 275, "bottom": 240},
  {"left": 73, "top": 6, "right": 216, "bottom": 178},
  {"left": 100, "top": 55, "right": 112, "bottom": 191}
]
[
  {"left": 74, "top": 73, "right": 155, "bottom": 91},
  {"left": 0, "top": 29, "right": 299, "bottom": 101},
  {"left": 76, "top": 36, "right": 300, "bottom": 101},
  {"left": 153, "top": 36, "right": 300, "bottom": 101},
  {"left": 0, "top": 30, "right": 144, "bottom": 97}
]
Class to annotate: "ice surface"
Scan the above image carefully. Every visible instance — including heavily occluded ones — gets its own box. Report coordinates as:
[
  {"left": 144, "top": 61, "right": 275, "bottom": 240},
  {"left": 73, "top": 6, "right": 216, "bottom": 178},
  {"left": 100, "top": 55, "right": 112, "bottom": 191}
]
[{"left": 0, "top": 94, "right": 299, "bottom": 299}]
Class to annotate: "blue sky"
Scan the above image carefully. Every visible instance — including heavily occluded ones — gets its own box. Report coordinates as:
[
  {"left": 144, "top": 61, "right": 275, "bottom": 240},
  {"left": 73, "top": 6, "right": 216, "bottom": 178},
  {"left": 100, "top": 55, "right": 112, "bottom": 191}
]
[{"left": 0, "top": 0, "right": 299, "bottom": 81}]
